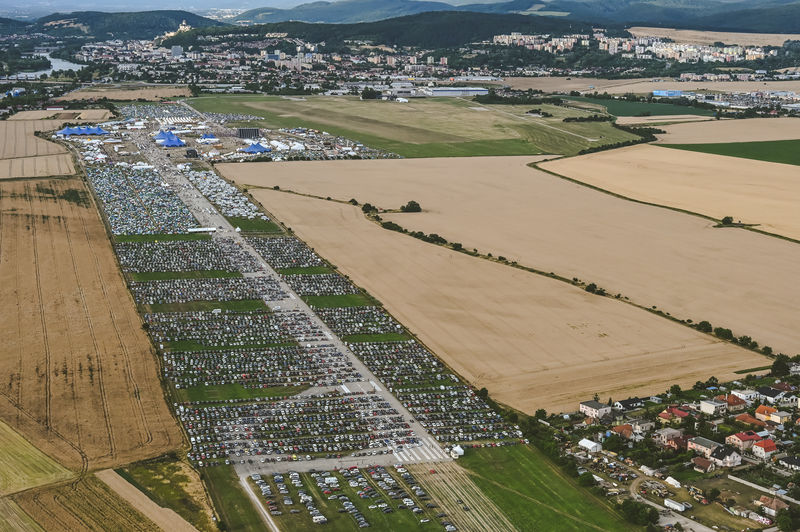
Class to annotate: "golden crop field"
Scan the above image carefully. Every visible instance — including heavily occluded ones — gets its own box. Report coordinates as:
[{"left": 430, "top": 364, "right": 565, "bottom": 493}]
[
  {"left": 627, "top": 27, "right": 800, "bottom": 46},
  {"left": 0, "top": 121, "right": 74, "bottom": 179},
  {"left": 0, "top": 420, "right": 72, "bottom": 496},
  {"left": 56, "top": 86, "right": 190, "bottom": 101}
]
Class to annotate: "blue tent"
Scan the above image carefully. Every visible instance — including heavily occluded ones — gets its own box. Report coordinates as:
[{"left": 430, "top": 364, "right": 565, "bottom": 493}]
[
  {"left": 242, "top": 143, "right": 270, "bottom": 154},
  {"left": 57, "top": 127, "right": 76, "bottom": 136},
  {"left": 201, "top": 133, "right": 217, "bottom": 139},
  {"left": 161, "top": 136, "right": 185, "bottom": 147},
  {"left": 153, "top": 130, "right": 171, "bottom": 140},
  {"left": 89, "top": 126, "right": 109, "bottom": 135}
]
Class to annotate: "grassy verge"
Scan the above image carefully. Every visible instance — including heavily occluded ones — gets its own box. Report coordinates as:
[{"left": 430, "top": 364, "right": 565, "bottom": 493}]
[
  {"left": 130, "top": 270, "right": 242, "bottom": 281},
  {"left": 115, "top": 456, "right": 215, "bottom": 532},
  {"left": 343, "top": 332, "right": 410, "bottom": 343},
  {"left": 459, "top": 445, "right": 631, "bottom": 531},
  {"left": 115, "top": 233, "right": 211, "bottom": 242},
  {"left": 201, "top": 466, "right": 263, "bottom": 532},
  {"left": 278, "top": 266, "right": 333, "bottom": 275},
  {"left": 304, "top": 293, "right": 375, "bottom": 308},
  {"left": 174, "top": 383, "right": 309, "bottom": 403},
  {"left": 660, "top": 139, "right": 800, "bottom": 166},
  {"left": 226, "top": 216, "right": 283, "bottom": 233},
  {"left": 734, "top": 365, "right": 772, "bottom": 374},
  {"left": 144, "top": 299, "right": 266, "bottom": 313}
]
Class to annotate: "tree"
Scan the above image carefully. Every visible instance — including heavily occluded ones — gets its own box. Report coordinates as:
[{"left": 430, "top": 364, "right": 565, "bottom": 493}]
[
  {"left": 585, "top": 283, "right": 598, "bottom": 294},
  {"left": 696, "top": 320, "right": 713, "bottom": 333},
  {"left": 604, "top": 434, "right": 624, "bottom": 452},
  {"left": 669, "top": 384, "right": 681, "bottom": 395},
  {"left": 360, "top": 87, "right": 381, "bottom": 100},
  {"left": 708, "top": 487, "right": 721, "bottom": 502},
  {"left": 578, "top": 472, "right": 595, "bottom": 486},
  {"left": 477, "top": 387, "right": 488, "bottom": 400},
  {"left": 721, "top": 216, "right": 734, "bottom": 225},
  {"left": 361, "top": 203, "right": 377, "bottom": 214},
  {"left": 772, "top": 354, "right": 791, "bottom": 377},
  {"left": 534, "top": 408, "right": 547, "bottom": 419},
  {"left": 400, "top": 200, "right": 421, "bottom": 212}
]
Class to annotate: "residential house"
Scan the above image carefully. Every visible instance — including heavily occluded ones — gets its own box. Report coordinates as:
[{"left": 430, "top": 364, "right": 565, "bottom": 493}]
[
  {"left": 612, "top": 424, "right": 634, "bottom": 439},
  {"left": 757, "top": 495, "right": 788, "bottom": 517},
  {"left": 755, "top": 405, "right": 778, "bottom": 422},
  {"left": 653, "top": 427, "right": 683, "bottom": 446},
  {"left": 731, "top": 389, "right": 759, "bottom": 403},
  {"left": 688, "top": 436, "right": 720, "bottom": 458},
  {"left": 692, "top": 457, "right": 715, "bottom": 474},
  {"left": 778, "top": 455, "right": 800, "bottom": 471},
  {"left": 757, "top": 386, "right": 786, "bottom": 405},
  {"left": 614, "top": 398, "right": 645, "bottom": 411},
  {"left": 753, "top": 439, "right": 778, "bottom": 460},
  {"left": 710, "top": 445, "right": 742, "bottom": 467},
  {"left": 579, "top": 400, "right": 611, "bottom": 420},
  {"left": 658, "top": 406, "right": 691, "bottom": 425},
  {"left": 665, "top": 435, "right": 691, "bottom": 451},
  {"left": 726, "top": 431, "right": 762, "bottom": 451},
  {"left": 773, "top": 382, "right": 795, "bottom": 393},
  {"left": 715, "top": 394, "right": 747, "bottom": 412},
  {"left": 700, "top": 399, "right": 727, "bottom": 416},
  {"left": 790, "top": 363, "right": 800, "bottom": 376},
  {"left": 736, "top": 413, "right": 767, "bottom": 428},
  {"left": 630, "top": 418, "right": 655, "bottom": 434},
  {"left": 771, "top": 411, "right": 792, "bottom": 424}
]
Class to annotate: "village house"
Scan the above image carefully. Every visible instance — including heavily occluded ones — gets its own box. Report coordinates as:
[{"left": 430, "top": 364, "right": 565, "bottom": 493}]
[
  {"left": 688, "top": 436, "right": 720, "bottom": 458},
  {"left": 736, "top": 412, "right": 767, "bottom": 428},
  {"left": 756, "top": 495, "right": 788, "bottom": 517},
  {"left": 732, "top": 389, "right": 759, "bottom": 403},
  {"left": 692, "top": 457, "right": 715, "bottom": 474},
  {"left": 653, "top": 427, "right": 683, "bottom": 446},
  {"left": 755, "top": 404, "right": 778, "bottom": 422},
  {"left": 726, "top": 431, "right": 762, "bottom": 451},
  {"left": 710, "top": 445, "right": 742, "bottom": 467},
  {"left": 630, "top": 418, "right": 655, "bottom": 434},
  {"left": 612, "top": 424, "right": 634, "bottom": 439},
  {"left": 665, "top": 435, "right": 691, "bottom": 451},
  {"left": 778, "top": 455, "right": 800, "bottom": 471},
  {"left": 757, "top": 386, "right": 786, "bottom": 405},
  {"left": 715, "top": 393, "right": 747, "bottom": 412},
  {"left": 613, "top": 398, "right": 645, "bottom": 411},
  {"left": 771, "top": 410, "right": 792, "bottom": 424},
  {"left": 579, "top": 400, "right": 611, "bottom": 420},
  {"left": 658, "top": 406, "right": 691, "bottom": 425},
  {"left": 699, "top": 399, "right": 727, "bottom": 416},
  {"left": 753, "top": 439, "right": 778, "bottom": 460}
]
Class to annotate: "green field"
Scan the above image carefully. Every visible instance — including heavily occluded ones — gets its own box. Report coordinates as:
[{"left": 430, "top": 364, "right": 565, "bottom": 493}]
[
  {"left": 129, "top": 270, "right": 242, "bottom": 281},
  {"left": 174, "top": 383, "right": 309, "bottom": 403},
  {"left": 144, "top": 299, "right": 267, "bottom": 313},
  {"left": 661, "top": 139, "right": 800, "bottom": 166},
  {"left": 188, "top": 95, "right": 639, "bottom": 157},
  {"left": 0, "top": 421, "right": 73, "bottom": 496},
  {"left": 278, "top": 266, "right": 333, "bottom": 275},
  {"left": 115, "top": 233, "right": 211, "bottom": 242},
  {"left": 201, "top": 466, "right": 264, "bottom": 532},
  {"left": 304, "top": 293, "right": 375, "bottom": 308},
  {"left": 226, "top": 216, "right": 283, "bottom": 233},
  {"left": 565, "top": 96, "right": 715, "bottom": 117},
  {"left": 116, "top": 457, "right": 215, "bottom": 531},
  {"left": 459, "top": 445, "right": 631, "bottom": 531},
  {"left": 0, "top": 497, "right": 42, "bottom": 531}
]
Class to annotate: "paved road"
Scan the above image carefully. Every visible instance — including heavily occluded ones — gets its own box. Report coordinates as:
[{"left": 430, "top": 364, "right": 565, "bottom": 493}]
[{"left": 132, "top": 130, "right": 452, "bottom": 481}]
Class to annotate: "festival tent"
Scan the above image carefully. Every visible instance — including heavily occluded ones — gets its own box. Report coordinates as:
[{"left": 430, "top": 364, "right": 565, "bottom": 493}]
[
  {"left": 161, "top": 136, "right": 186, "bottom": 147},
  {"left": 200, "top": 133, "right": 218, "bottom": 139},
  {"left": 56, "top": 126, "right": 77, "bottom": 136},
  {"left": 153, "top": 130, "right": 170, "bottom": 140},
  {"left": 241, "top": 143, "right": 270, "bottom": 154}
]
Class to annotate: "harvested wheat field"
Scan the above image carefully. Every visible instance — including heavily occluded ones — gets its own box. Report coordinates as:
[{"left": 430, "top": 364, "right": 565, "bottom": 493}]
[
  {"left": 0, "top": 178, "right": 180, "bottom": 471},
  {"left": 95, "top": 470, "right": 198, "bottom": 532},
  {"left": 9, "top": 110, "right": 112, "bottom": 121},
  {"left": 0, "top": 121, "right": 74, "bottom": 179},
  {"left": 655, "top": 117, "right": 800, "bottom": 143},
  {"left": 615, "top": 114, "right": 711, "bottom": 125},
  {"left": 627, "top": 27, "right": 800, "bottom": 46},
  {"left": 223, "top": 156, "right": 800, "bottom": 360},
  {"left": 0, "top": 420, "right": 72, "bottom": 495},
  {"left": 13, "top": 476, "right": 159, "bottom": 532},
  {"left": 57, "top": 86, "right": 189, "bottom": 102},
  {"left": 541, "top": 144, "right": 800, "bottom": 240},
  {"left": 0, "top": 497, "right": 43, "bottom": 531},
  {"left": 506, "top": 76, "right": 800, "bottom": 94},
  {"left": 243, "top": 188, "right": 763, "bottom": 414},
  {"left": 0, "top": 154, "right": 74, "bottom": 180}
]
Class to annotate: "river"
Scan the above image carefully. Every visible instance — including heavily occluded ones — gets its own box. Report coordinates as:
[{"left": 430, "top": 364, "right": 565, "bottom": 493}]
[{"left": 27, "top": 53, "right": 86, "bottom": 77}]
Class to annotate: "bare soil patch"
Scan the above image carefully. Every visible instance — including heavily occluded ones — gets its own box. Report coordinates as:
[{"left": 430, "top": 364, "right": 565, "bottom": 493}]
[
  {"left": 0, "top": 177, "right": 181, "bottom": 470},
  {"left": 655, "top": 117, "right": 800, "bottom": 143},
  {"left": 627, "top": 27, "right": 800, "bottom": 46},
  {"left": 240, "top": 187, "right": 762, "bottom": 414}
]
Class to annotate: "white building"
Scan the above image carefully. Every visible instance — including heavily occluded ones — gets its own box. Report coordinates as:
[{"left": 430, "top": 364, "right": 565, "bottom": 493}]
[
  {"left": 578, "top": 438, "right": 602, "bottom": 453},
  {"left": 579, "top": 400, "right": 612, "bottom": 419}
]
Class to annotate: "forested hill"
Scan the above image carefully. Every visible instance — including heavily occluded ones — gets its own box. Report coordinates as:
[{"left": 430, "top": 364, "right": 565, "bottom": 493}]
[
  {"left": 165, "top": 11, "right": 593, "bottom": 48},
  {"left": 33, "top": 11, "right": 222, "bottom": 40}
]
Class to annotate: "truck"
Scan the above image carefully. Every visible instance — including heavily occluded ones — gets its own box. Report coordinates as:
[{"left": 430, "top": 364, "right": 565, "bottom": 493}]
[{"left": 664, "top": 498, "right": 685, "bottom": 512}]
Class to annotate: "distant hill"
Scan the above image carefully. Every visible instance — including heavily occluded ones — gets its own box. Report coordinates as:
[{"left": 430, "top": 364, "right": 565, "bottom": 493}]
[
  {"left": 0, "top": 17, "right": 32, "bottom": 35},
  {"left": 34, "top": 10, "right": 222, "bottom": 40},
  {"left": 236, "top": 0, "right": 458, "bottom": 24},
  {"left": 689, "top": 2, "right": 800, "bottom": 33},
  {"left": 171, "top": 11, "right": 591, "bottom": 48}
]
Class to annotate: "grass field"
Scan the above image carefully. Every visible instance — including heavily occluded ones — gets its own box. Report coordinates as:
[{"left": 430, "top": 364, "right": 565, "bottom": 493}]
[
  {"left": 0, "top": 421, "right": 72, "bottom": 495},
  {"left": 130, "top": 270, "right": 242, "bottom": 281},
  {"left": 304, "top": 293, "right": 375, "bottom": 308},
  {"left": 201, "top": 466, "right": 264, "bottom": 532},
  {"left": 145, "top": 299, "right": 267, "bottom": 313},
  {"left": 663, "top": 139, "right": 800, "bottom": 166},
  {"left": 226, "top": 216, "right": 283, "bottom": 233},
  {"left": 0, "top": 497, "right": 43, "bottom": 531},
  {"left": 174, "top": 383, "right": 308, "bottom": 403},
  {"left": 564, "top": 96, "right": 715, "bottom": 117},
  {"left": 116, "top": 457, "right": 216, "bottom": 531},
  {"left": 188, "top": 95, "right": 638, "bottom": 157},
  {"left": 459, "top": 446, "right": 630, "bottom": 531}
]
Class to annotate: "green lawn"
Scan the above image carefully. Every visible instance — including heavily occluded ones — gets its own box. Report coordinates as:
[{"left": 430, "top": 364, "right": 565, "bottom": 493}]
[
  {"left": 174, "top": 383, "right": 308, "bottom": 403},
  {"left": 278, "top": 266, "right": 333, "bottom": 275},
  {"left": 226, "top": 216, "right": 283, "bottom": 233},
  {"left": 660, "top": 139, "right": 800, "bottom": 166},
  {"left": 201, "top": 466, "right": 263, "bottom": 532},
  {"left": 115, "top": 233, "right": 211, "bottom": 242},
  {"left": 116, "top": 457, "right": 215, "bottom": 532},
  {"left": 564, "top": 96, "right": 715, "bottom": 117},
  {"left": 188, "top": 95, "right": 638, "bottom": 157},
  {"left": 144, "top": 299, "right": 266, "bottom": 313},
  {"left": 130, "top": 270, "right": 242, "bottom": 281},
  {"left": 458, "top": 445, "right": 632, "bottom": 531},
  {"left": 304, "top": 293, "right": 375, "bottom": 308},
  {"left": 342, "top": 332, "right": 410, "bottom": 343}
]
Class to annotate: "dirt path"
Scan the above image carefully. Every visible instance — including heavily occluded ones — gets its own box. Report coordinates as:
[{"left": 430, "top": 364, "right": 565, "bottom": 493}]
[{"left": 95, "top": 469, "right": 197, "bottom": 532}]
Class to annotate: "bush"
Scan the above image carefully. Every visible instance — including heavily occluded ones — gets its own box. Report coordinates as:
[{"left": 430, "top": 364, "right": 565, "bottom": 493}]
[
  {"left": 400, "top": 200, "right": 421, "bottom": 212},
  {"left": 361, "top": 203, "right": 378, "bottom": 213},
  {"left": 721, "top": 216, "right": 734, "bottom": 225},
  {"left": 696, "top": 321, "right": 713, "bottom": 333},
  {"left": 585, "top": 283, "right": 597, "bottom": 294}
]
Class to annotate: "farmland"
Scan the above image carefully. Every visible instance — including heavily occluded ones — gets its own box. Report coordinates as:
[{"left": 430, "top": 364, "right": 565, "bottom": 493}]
[
  {"left": 222, "top": 157, "right": 800, "bottom": 361},
  {"left": 56, "top": 85, "right": 190, "bottom": 101},
  {"left": 655, "top": 117, "right": 800, "bottom": 143},
  {"left": 627, "top": 27, "right": 800, "bottom": 46},
  {"left": 663, "top": 139, "right": 800, "bottom": 166},
  {"left": 456, "top": 445, "right": 630, "bottom": 531},
  {"left": 505, "top": 76, "right": 800, "bottom": 94},
  {"left": 0, "top": 420, "right": 72, "bottom": 495},
  {"left": 232, "top": 186, "right": 763, "bottom": 415},
  {"left": 0, "top": 497, "right": 43, "bottom": 531},
  {"left": 0, "top": 120, "right": 74, "bottom": 179},
  {"left": 0, "top": 177, "right": 181, "bottom": 470},
  {"left": 540, "top": 144, "right": 800, "bottom": 242},
  {"left": 13, "top": 476, "right": 159, "bottom": 531},
  {"left": 189, "top": 94, "right": 639, "bottom": 157},
  {"left": 563, "top": 95, "right": 715, "bottom": 117}
]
